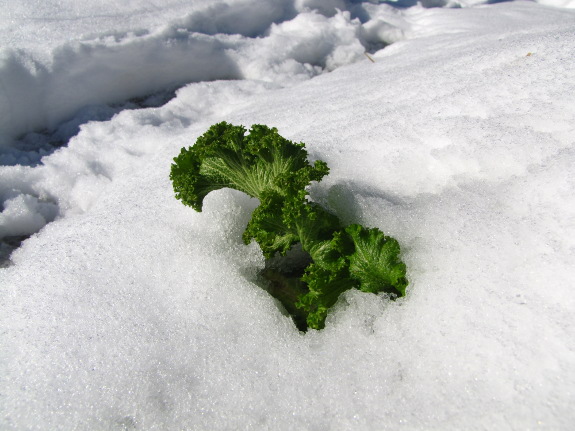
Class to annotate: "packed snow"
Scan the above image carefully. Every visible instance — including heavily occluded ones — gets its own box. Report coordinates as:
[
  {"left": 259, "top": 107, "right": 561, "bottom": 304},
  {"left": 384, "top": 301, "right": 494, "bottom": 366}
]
[{"left": 1, "top": 0, "right": 575, "bottom": 430}]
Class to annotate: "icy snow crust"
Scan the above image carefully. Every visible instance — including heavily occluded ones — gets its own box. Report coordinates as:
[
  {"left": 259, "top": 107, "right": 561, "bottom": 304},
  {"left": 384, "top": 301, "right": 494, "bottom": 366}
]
[{"left": 2, "top": 0, "right": 575, "bottom": 430}]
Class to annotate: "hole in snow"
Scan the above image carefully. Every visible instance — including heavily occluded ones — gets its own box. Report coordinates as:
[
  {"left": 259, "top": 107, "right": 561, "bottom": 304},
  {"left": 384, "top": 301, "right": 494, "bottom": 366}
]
[{"left": 253, "top": 244, "right": 312, "bottom": 332}]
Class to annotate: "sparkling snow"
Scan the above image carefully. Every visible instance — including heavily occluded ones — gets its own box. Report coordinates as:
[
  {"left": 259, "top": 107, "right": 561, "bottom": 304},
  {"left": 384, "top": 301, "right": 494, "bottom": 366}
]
[{"left": 1, "top": 0, "right": 575, "bottom": 430}]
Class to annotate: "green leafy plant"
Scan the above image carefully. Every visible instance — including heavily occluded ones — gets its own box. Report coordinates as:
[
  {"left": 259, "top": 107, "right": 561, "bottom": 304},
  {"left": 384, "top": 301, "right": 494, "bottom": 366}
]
[{"left": 171, "top": 122, "right": 408, "bottom": 330}]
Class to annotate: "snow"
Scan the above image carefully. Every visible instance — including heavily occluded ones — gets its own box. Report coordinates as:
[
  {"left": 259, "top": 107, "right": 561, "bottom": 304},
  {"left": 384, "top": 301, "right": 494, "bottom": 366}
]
[{"left": 1, "top": 0, "right": 575, "bottom": 430}]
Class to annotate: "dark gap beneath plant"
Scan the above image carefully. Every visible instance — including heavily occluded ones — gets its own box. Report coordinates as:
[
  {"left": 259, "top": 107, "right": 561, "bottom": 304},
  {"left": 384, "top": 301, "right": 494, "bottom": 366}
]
[{"left": 256, "top": 243, "right": 312, "bottom": 332}]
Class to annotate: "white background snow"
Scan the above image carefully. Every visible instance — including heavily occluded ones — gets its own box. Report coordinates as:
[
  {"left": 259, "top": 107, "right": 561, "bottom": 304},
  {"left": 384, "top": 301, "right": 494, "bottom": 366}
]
[{"left": 1, "top": 0, "right": 574, "bottom": 429}]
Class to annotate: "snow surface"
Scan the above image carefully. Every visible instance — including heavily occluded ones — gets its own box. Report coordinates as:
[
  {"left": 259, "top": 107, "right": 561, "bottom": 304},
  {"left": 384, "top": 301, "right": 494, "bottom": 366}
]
[{"left": 1, "top": 0, "right": 575, "bottom": 430}]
